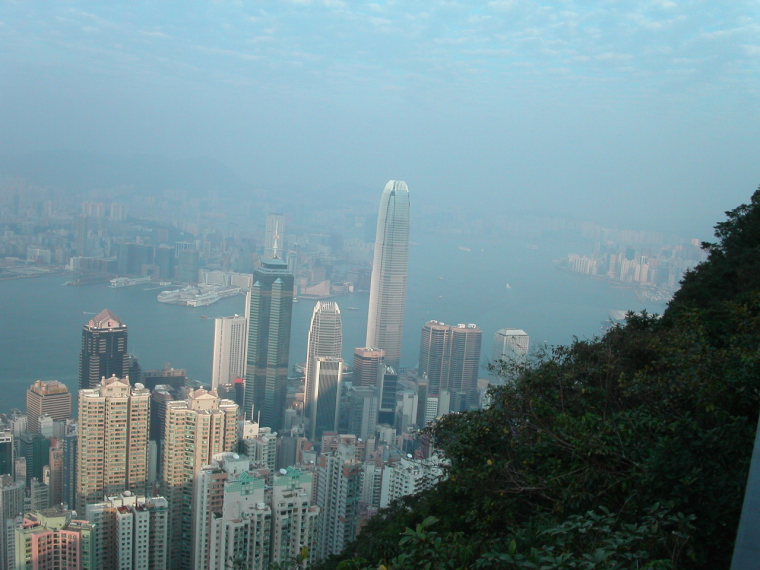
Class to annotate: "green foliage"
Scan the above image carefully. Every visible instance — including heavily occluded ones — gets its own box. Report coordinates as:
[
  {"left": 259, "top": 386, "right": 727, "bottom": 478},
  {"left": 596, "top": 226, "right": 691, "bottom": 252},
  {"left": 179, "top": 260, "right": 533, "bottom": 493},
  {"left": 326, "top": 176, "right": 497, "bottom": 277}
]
[{"left": 318, "top": 188, "right": 760, "bottom": 569}]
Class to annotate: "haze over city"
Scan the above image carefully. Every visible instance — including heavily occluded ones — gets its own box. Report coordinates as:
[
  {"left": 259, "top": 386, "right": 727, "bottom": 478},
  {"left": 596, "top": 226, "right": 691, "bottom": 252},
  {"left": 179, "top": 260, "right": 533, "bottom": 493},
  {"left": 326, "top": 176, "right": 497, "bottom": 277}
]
[
  {"left": 1, "top": 0, "right": 758, "bottom": 233},
  {"left": 1, "top": 2, "right": 760, "bottom": 569}
]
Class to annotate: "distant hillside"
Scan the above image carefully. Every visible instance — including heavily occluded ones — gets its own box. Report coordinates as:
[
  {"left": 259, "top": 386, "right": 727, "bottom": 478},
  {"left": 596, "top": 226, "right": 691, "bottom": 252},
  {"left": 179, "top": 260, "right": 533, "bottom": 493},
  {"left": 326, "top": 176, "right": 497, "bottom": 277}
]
[{"left": 317, "top": 188, "right": 760, "bottom": 569}]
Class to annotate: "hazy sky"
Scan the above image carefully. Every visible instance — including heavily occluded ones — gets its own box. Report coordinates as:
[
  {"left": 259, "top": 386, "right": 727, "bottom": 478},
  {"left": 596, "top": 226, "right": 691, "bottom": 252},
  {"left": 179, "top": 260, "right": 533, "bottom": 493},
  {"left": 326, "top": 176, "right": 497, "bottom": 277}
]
[{"left": 1, "top": 1, "right": 758, "bottom": 233}]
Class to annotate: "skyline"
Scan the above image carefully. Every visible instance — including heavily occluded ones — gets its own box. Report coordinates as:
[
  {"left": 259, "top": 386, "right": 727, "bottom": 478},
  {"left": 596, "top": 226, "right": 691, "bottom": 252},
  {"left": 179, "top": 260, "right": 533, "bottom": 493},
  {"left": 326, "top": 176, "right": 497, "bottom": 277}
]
[{"left": 0, "top": 1, "right": 758, "bottom": 234}]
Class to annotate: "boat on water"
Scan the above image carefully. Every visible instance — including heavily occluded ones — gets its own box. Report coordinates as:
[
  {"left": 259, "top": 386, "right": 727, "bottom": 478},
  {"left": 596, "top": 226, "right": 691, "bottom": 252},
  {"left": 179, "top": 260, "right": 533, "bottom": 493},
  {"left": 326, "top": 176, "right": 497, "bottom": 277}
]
[
  {"left": 157, "top": 285, "right": 242, "bottom": 307},
  {"left": 109, "top": 276, "right": 152, "bottom": 288}
]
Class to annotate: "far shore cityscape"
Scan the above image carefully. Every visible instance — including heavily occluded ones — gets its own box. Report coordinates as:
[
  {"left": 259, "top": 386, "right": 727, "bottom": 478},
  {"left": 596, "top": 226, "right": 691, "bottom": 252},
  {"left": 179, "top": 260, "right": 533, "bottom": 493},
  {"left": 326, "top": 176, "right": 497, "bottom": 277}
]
[{"left": 0, "top": 179, "right": 705, "bottom": 568}]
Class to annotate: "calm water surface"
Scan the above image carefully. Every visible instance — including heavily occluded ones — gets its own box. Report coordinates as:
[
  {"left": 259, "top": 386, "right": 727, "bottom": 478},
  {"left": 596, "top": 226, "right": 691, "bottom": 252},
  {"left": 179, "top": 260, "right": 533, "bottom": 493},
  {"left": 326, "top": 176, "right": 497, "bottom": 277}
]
[{"left": 0, "top": 233, "right": 666, "bottom": 410}]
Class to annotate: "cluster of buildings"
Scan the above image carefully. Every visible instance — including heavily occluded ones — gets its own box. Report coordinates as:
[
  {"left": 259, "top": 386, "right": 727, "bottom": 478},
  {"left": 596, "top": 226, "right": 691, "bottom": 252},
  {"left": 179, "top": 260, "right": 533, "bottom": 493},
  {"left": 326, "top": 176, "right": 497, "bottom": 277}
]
[
  {"left": 563, "top": 238, "right": 707, "bottom": 297},
  {"left": 0, "top": 180, "right": 531, "bottom": 568},
  {"left": 0, "top": 184, "right": 373, "bottom": 302}
]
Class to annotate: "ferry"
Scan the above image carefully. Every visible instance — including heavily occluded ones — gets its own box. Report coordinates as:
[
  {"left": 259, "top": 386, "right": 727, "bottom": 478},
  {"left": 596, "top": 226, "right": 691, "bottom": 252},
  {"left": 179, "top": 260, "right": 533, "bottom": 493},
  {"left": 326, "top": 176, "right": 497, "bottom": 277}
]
[{"left": 109, "top": 276, "right": 151, "bottom": 288}]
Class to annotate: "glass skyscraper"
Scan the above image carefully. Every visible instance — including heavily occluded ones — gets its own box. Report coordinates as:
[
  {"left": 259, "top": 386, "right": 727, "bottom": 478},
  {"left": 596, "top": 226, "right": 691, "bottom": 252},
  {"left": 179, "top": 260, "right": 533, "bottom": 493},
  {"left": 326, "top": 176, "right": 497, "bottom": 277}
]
[
  {"left": 304, "top": 301, "right": 343, "bottom": 440},
  {"left": 244, "top": 259, "right": 294, "bottom": 429},
  {"left": 79, "top": 308, "right": 129, "bottom": 390},
  {"left": 366, "top": 180, "right": 410, "bottom": 370}
]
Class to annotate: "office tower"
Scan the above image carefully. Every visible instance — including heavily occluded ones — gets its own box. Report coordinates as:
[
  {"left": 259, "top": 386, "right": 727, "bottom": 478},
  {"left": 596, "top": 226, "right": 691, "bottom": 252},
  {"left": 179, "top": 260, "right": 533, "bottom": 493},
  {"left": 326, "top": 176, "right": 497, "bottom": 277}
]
[
  {"left": 0, "top": 475, "right": 24, "bottom": 570},
  {"left": 304, "top": 302, "right": 343, "bottom": 437},
  {"left": 155, "top": 244, "right": 175, "bottom": 280},
  {"left": 163, "top": 389, "right": 238, "bottom": 569},
  {"left": 378, "top": 365, "right": 398, "bottom": 426},
  {"left": 492, "top": 328, "right": 530, "bottom": 369},
  {"left": 449, "top": 323, "right": 483, "bottom": 411},
  {"left": 85, "top": 492, "right": 169, "bottom": 570},
  {"left": 0, "top": 430, "right": 13, "bottom": 477},
  {"left": 176, "top": 248, "right": 200, "bottom": 283},
  {"left": 47, "top": 439, "right": 64, "bottom": 508},
  {"left": 396, "top": 391, "right": 418, "bottom": 434},
  {"left": 347, "top": 385, "right": 379, "bottom": 440},
  {"left": 366, "top": 180, "right": 410, "bottom": 370},
  {"left": 314, "top": 443, "right": 363, "bottom": 561},
  {"left": 418, "top": 321, "right": 482, "bottom": 413},
  {"left": 419, "top": 321, "right": 453, "bottom": 396},
  {"left": 13, "top": 509, "right": 95, "bottom": 569},
  {"left": 306, "top": 357, "right": 345, "bottom": 441},
  {"left": 265, "top": 212, "right": 285, "bottom": 259},
  {"left": 76, "top": 376, "right": 150, "bottom": 512},
  {"left": 211, "top": 315, "right": 248, "bottom": 390},
  {"left": 142, "top": 366, "right": 187, "bottom": 391},
  {"left": 26, "top": 380, "right": 72, "bottom": 434},
  {"left": 352, "top": 347, "right": 385, "bottom": 388},
  {"left": 29, "top": 477, "right": 49, "bottom": 511},
  {"left": 18, "top": 432, "right": 50, "bottom": 485},
  {"left": 79, "top": 309, "right": 129, "bottom": 390},
  {"left": 245, "top": 259, "right": 294, "bottom": 430},
  {"left": 62, "top": 424, "right": 78, "bottom": 510}
]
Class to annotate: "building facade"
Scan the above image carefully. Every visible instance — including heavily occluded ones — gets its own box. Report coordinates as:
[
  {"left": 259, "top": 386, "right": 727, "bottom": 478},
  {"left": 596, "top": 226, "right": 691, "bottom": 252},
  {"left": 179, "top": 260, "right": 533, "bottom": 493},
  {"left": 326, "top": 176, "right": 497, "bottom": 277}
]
[
  {"left": 245, "top": 259, "right": 294, "bottom": 430},
  {"left": 13, "top": 509, "right": 95, "bottom": 570},
  {"left": 26, "top": 380, "right": 72, "bottom": 434},
  {"left": 76, "top": 376, "right": 150, "bottom": 512},
  {"left": 304, "top": 301, "right": 343, "bottom": 440},
  {"left": 366, "top": 180, "right": 410, "bottom": 370},
  {"left": 211, "top": 315, "right": 248, "bottom": 390},
  {"left": 84, "top": 491, "right": 169, "bottom": 570},
  {"left": 419, "top": 321, "right": 482, "bottom": 413},
  {"left": 79, "top": 309, "right": 129, "bottom": 390},
  {"left": 162, "top": 389, "right": 238, "bottom": 569},
  {"left": 492, "top": 328, "right": 530, "bottom": 372},
  {"left": 307, "top": 357, "right": 345, "bottom": 441}
]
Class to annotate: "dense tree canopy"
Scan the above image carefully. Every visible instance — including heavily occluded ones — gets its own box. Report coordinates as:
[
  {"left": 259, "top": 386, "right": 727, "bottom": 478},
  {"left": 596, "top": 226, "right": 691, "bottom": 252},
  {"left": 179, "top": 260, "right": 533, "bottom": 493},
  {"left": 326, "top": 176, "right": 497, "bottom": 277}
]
[{"left": 316, "top": 187, "right": 760, "bottom": 570}]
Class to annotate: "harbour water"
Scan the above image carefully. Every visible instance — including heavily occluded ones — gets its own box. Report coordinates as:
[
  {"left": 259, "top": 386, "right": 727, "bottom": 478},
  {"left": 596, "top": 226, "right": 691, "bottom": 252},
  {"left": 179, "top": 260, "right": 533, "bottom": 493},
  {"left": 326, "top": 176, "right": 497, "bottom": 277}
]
[{"left": 0, "top": 232, "right": 668, "bottom": 410}]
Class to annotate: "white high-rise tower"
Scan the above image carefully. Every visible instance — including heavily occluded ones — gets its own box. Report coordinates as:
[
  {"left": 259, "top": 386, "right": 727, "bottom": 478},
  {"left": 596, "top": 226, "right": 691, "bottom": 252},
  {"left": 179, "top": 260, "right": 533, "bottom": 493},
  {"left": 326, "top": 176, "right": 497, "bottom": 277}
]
[
  {"left": 366, "top": 180, "right": 410, "bottom": 370},
  {"left": 304, "top": 301, "right": 343, "bottom": 440},
  {"left": 211, "top": 314, "right": 248, "bottom": 389}
]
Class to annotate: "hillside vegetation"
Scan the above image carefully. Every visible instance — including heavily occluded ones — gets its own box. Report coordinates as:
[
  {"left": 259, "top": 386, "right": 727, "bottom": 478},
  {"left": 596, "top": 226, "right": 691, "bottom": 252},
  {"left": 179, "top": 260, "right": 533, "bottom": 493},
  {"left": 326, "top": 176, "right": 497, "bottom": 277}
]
[{"left": 319, "top": 188, "right": 760, "bottom": 569}]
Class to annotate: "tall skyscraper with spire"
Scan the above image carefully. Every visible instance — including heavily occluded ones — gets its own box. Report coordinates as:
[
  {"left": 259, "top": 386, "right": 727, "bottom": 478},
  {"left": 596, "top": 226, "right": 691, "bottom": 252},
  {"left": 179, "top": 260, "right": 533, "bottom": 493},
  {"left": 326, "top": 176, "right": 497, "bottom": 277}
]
[
  {"left": 265, "top": 212, "right": 285, "bottom": 259},
  {"left": 304, "top": 302, "right": 343, "bottom": 440},
  {"left": 245, "top": 259, "right": 294, "bottom": 429},
  {"left": 79, "top": 308, "right": 129, "bottom": 389},
  {"left": 366, "top": 180, "right": 410, "bottom": 370}
]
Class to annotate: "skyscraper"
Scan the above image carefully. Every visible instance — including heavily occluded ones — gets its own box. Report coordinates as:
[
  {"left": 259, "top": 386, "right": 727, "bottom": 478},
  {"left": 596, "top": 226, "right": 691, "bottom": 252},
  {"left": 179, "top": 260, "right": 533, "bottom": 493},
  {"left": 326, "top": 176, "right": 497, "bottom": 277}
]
[
  {"left": 76, "top": 376, "right": 150, "bottom": 512},
  {"left": 265, "top": 212, "right": 285, "bottom": 259},
  {"left": 418, "top": 322, "right": 482, "bottom": 414},
  {"left": 26, "top": 380, "right": 72, "bottom": 434},
  {"left": 211, "top": 314, "right": 248, "bottom": 390},
  {"left": 306, "top": 357, "right": 345, "bottom": 441},
  {"left": 352, "top": 347, "right": 385, "bottom": 388},
  {"left": 304, "top": 301, "right": 343, "bottom": 440},
  {"left": 492, "top": 328, "right": 530, "bottom": 369},
  {"left": 245, "top": 259, "right": 294, "bottom": 429},
  {"left": 162, "top": 389, "right": 238, "bottom": 569},
  {"left": 366, "top": 180, "right": 410, "bottom": 370},
  {"left": 79, "top": 309, "right": 129, "bottom": 390}
]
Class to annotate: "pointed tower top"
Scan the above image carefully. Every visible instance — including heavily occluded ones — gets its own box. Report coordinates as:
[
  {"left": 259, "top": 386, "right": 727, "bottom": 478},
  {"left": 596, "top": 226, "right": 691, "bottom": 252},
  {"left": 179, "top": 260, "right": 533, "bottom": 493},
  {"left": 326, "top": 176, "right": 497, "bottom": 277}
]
[{"left": 87, "top": 308, "right": 125, "bottom": 330}]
